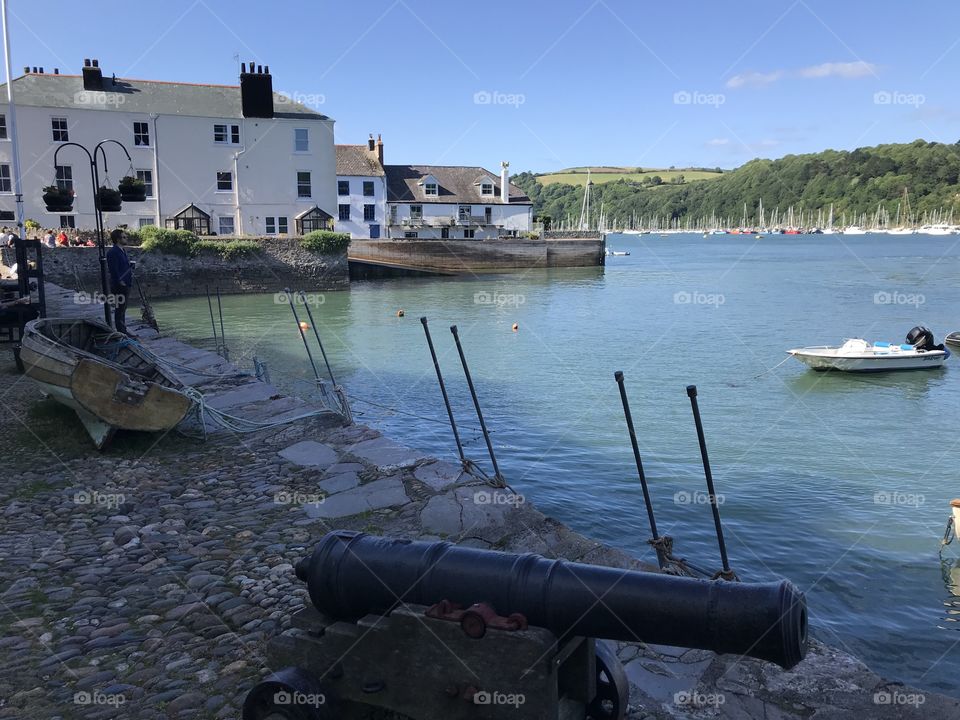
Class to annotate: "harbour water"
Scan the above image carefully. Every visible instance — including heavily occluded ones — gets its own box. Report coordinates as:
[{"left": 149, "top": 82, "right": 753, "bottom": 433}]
[{"left": 154, "top": 232, "right": 960, "bottom": 693}]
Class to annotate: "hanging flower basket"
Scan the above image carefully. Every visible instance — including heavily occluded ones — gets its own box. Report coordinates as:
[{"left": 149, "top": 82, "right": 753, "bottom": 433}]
[
  {"left": 42, "top": 185, "right": 74, "bottom": 212},
  {"left": 118, "top": 175, "right": 146, "bottom": 202},
  {"left": 98, "top": 186, "right": 122, "bottom": 212}
]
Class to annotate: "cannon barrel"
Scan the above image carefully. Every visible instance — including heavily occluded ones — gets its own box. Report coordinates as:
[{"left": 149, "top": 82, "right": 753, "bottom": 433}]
[{"left": 296, "top": 531, "right": 807, "bottom": 669}]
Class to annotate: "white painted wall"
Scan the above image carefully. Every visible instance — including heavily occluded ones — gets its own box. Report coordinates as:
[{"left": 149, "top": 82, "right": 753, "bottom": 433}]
[
  {"left": 0, "top": 103, "right": 336, "bottom": 236},
  {"left": 334, "top": 174, "right": 386, "bottom": 238},
  {"left": 386, "top": 201, "right": 532, "bottom": 239}
]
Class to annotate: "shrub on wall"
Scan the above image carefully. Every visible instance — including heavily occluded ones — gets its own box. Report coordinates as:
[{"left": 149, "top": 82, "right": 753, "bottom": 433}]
[
  {"left": 140, "top": 228, "right": 200, "bottom": 256},
  {"left": 194, "top": 239, "right": 260, "bottom": 259},
  {"left": 300, "top": 231, "right": 350, "bottom": 254}
]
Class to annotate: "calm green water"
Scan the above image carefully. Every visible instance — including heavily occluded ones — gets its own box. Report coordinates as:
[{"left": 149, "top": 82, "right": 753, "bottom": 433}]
[{"left": 154, "top": 233, "right": 960, "bottom": 693}]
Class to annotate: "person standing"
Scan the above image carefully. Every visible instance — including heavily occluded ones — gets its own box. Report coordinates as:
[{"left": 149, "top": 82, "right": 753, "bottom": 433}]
[
  {"left": 106, "top": 229, "right": 134, "bottom": 334},
  {"left": 43, "top": 230, "right": 56, "bottom": 248}
]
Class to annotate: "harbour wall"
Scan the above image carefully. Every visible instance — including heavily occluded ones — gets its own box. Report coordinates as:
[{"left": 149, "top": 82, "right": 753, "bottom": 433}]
[
  {"left": 348, "top": 236, "right": 605, "bottom": 273},
  {"left": 36, "top": 238, "right": 348, "bottom": 299}
]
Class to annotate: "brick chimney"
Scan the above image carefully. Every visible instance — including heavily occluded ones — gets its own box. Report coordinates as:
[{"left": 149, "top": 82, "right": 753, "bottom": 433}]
[
  {"left": 500, "top": 161, "right": 510, "bottom": 203},
  {"left": 82, "top": 58, "right": 103, "bottom": 91},
  {"left": 376, "top": 134, "right": 384, "bottom": 164},
  {"left": 239, "top": 62, "right": 273, "bottom": 119},
  {"left": 367, "top": 134, "right": 384, "bottom": 165}
]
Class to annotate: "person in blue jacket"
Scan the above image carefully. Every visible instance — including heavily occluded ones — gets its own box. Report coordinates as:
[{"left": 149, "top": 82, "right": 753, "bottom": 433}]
[{"left": 106, "top": 229, "right": 134, "bottom": 334}]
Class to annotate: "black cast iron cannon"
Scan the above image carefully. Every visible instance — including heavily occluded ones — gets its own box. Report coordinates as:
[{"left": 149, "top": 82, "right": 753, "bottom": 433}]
[{"left": 243, "top": 531, "right": 807, "bottom": 720}]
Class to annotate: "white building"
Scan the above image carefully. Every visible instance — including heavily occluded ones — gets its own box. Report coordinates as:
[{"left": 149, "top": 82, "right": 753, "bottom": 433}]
[
  {"left": 0, "top": 60, "right": 336, "bottom": 236},
  {"left": 334, "top": 136, "right": 386, "bottom": 238},
  {"left": 384, "top": 161, "right": 532, "bottom": 239}
]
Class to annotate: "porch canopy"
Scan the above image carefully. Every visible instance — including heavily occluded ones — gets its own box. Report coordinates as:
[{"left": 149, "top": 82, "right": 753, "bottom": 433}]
[
  {"left": 165, "top": 204, "right": 211, "bottom": 235},
  {"left": 296, "top": 206, "right": 334, "bottom": 234}
]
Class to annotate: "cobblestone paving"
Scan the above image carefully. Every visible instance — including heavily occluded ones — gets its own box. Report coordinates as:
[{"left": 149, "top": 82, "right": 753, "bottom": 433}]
[{"left": 1, "top": 339, "right": 958, "bottom": 718}]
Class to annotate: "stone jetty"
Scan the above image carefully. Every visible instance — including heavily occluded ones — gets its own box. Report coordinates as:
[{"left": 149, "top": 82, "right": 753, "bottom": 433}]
[{"left": 0, "top": 285, "right": 956, "bottom": 719}]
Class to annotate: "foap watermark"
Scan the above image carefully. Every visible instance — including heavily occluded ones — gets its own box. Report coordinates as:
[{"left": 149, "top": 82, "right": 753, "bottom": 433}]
[
  {"left": 673, "top": 90, "right": 725, "bottom": 108},
  {"left": 474, "top": 489, "right": 525, "bottom": 507},
  {"left": 272, "top": 690, "right": 326, "bottom": 708},
  {"left": 274, "top": 291, "right": 325, "bottom": 307},
  {"left": 674, "top": 290, "right": 725, "bottom": 307},
  {"left": 74, "top": 690, "right": 126, "bottom": 707},
  {"left": 276, "top": 90, "right": 326, "bottom": 110},
  {"left": 274, "top": 490, "right": 325, "bottom": 508},
  {"left": 873, "top": 290, "right": 924, "bottom": 307},
  {"left": 674, "top": 690, "right": 726, "bottom": 708},
  {"left": 874, "top": 491, "right": 924, "bottom": 508},
  {"left": 473, "top": 690, "right": 526, "bottom": 708},
  {"left": 674, "top": 490, "right": 725, "bottom": 506},
  {"left": 873, "top": 90, "right": 925, "bottom": 108},
  {"left": 73, "top": 90, "right": 125, "bottom": 107},
  {"left": 74, "top": 489, "right": 126, "bottom": 510},
  {"left": 74, "top": 291, "right": 126, "bottom": 306},
  {"left": 874, "top": 690, "right": 925, "bottom": 707},
  {"left": 474, "top": 290, "right": 526, "bottom": 307},
  {"left": 473, "top": 90, "right": 526, "bottom": 108}
]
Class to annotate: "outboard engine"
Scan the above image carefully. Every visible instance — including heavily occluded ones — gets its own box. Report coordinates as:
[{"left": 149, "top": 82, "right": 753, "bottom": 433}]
[{"left": 906, "top": 326, "right": 943, "bottom": 350}]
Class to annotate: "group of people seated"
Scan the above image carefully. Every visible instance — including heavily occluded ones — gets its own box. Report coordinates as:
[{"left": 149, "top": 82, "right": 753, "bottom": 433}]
[{"left": 1, "top": 227, "right": 96, "bottom": 248}]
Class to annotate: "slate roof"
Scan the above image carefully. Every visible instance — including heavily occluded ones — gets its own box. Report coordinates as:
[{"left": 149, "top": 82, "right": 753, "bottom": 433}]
[
  {"left": 0, "top": 72, "right": 330, "bottom": 120},
  {"left": 335, "top": 145, "right": 385, "bottom": 176},
  {"left": 384, "top": 165, "right": 531, "bottom": 205}
]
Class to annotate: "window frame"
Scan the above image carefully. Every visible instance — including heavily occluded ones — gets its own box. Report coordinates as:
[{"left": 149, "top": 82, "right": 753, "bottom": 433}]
[
  {"left": 265, "top": 216, "right": 277, "bottom": 235},
  {"left": 0, "top": 164, "right": 11, "bottom": 193},
  {"left": 216, "top": 171, "right": 233, "bottom": 192},
  {"left": 51, "top": 116, "right": 69, "bottom": 142},
  {"left": 278, "top": 216, "right": 288, "bottom": 234},
  {"left": 338, "top": 204, "right": 351, "bottom": 221},
  {"left": 133, "top": 121, "right": 150, "bottom": 147},
  {"left": 293, "top": 128, "right": 309, "bottom": 153},
  {"left": 55, "top": 165, "right": 73, "bottom": 192},
  {"left": 338, "top": 180, "right": 350, "bottom": 196},
  {"left": 138, "top": 217, "right": 154, "bottom": 229},
  {"left": 214, "top": 123, "right": 241, "bottom": 145},
  {"left": 136, "top": 169, "right": 154, "bottom": 198},
  {"left": 409, "top": 204, "right": 423, "bottom": 220},
  {"left": 362, "top": 181, "right": 375, "bottom": 197},
  {"left": 481, "top": 182, "right": 494, "bottom": 196},
  {"left": 59, "top": 215, "right": 76, "bottom": 229},
  {"left": 0, "top": 114, "right": 7, "bottom": 140},
  {"left": 363, "top": 203, "right": 376, "bottom": 222},
  {"left": 424, "top": 182, "right": 438, "bottom": 196},
  {"left": 297, "top": 171, "right": 312, "bottom": 199},
  {"left": 219, "top": 216, "right": 235, "bottom": 236}
]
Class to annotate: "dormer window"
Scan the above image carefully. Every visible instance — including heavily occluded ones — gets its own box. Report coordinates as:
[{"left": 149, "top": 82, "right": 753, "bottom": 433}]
[
  {"left": 481, "top": 182, "right": 494, "bottom": 196},
  {"left": 424, "top": 182, "right": 438, "bottom": 196}
]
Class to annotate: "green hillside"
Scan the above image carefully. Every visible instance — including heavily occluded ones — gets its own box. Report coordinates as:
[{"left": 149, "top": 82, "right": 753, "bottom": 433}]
[
  {"left": 536, "top": 166, "right": 723, "bottom": 187},
  {"left": 515, "top": 140, "right": 960, "bottom": 226}
]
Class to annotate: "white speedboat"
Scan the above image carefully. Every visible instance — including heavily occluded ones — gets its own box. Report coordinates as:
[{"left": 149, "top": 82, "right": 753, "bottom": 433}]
[
  {"left": 842, "top": 226, "right": 868, "bottom": 235},
  {"left": 787, "top": 326, "right": 950, "bottom": 373}
]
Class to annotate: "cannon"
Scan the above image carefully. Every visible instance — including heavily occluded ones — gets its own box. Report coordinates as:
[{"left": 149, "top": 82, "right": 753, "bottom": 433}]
[{"left": 243, "top": 531, "right": 807, "bottom": 720}]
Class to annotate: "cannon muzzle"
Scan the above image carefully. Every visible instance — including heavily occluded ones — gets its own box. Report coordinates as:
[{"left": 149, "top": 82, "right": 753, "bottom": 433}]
[{"left": 296, "top": 531, "right": 807, "bottom": 669}]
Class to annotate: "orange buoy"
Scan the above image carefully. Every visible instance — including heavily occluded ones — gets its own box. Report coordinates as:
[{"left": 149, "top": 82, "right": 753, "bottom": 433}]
[
  {"left": 512, "top": 323, "right": 519, "bottom": 332},
  {"left": 299, "top": 321, "right": 310, "bottom": 330},
  {"left": 397, "top": 309, "right": 405, "bottom": 317}
]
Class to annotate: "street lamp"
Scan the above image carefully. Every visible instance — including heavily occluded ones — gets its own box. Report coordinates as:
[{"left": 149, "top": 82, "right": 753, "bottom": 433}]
[{"left": 49, "top": 139, "right": 135, "bottom": 326}]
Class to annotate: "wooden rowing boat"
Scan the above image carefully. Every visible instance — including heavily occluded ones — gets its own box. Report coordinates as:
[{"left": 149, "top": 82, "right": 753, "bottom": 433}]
[{"left": 19, "top": 318, "right": 193, "bottom": 449}]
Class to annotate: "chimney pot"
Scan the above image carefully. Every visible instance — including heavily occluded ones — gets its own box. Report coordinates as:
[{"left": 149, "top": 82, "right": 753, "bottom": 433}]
[
  {"left": 264, "top": 65, "right": 269, "bottom": 74},
  {"left": 84, "top": 58, "right": 91, "bottom": 67},
  {"left": 39, "top": 67, "right": 43, "bottom": 74},
  {"left": 367, "top": 135, "right": 375, "bottom": 151},
  {"left": 92, "top": 59, "right": 99, "bottom": 68},
  {"left": 54, "top": 68, "right": 59, "bottom": 74},
  {"left": 257, "top": 65, "right": 262, "bottom": 73},
  {"left": 22, "top": 66, "right": 28, "bottom": 74},
  {"left": 241, "top": 62, "right": 246, "bottom": 73},
  {"left": 31, "top": 67, "right": 37, "bottom": 73}
]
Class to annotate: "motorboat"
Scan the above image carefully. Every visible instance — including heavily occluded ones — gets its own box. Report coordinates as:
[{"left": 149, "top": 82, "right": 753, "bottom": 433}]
[
  {"left": 19, "top": 318, "right": 193, "bottom": 448},
  {"left": 787, "top": 326, "right": 950, "bottom": 373},
  {"left": 946, "top": 331, "right": 960, "bottom": 349}
]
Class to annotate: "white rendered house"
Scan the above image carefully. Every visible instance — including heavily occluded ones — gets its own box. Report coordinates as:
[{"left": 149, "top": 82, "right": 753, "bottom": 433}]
[
  {"left": 334, "top": 136, "right": 386, "bottom": 239},
  {"left": 0, "top": 59, "right": 336, "bottom": 236},
  {"left": 384, "top": 161, "right": 532, "bottom": 239}
]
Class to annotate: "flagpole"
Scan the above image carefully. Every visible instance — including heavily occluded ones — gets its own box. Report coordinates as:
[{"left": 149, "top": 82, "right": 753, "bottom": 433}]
[{"left": 1, "top": 0, "right": 25, "bottom": 240}]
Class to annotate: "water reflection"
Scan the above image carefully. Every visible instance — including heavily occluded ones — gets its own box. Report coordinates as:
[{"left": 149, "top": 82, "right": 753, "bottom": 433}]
[{"left": 940, "top": 557, "right": 960, "bottom": 628}]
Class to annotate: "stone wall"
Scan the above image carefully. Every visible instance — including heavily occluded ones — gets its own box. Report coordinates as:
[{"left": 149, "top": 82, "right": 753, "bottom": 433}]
[
  {"left": 38, "top": 238, "right": 348, "bottom": 298},
  {"left": 348, "top": 237, "right": 604, "bottom": 272}
]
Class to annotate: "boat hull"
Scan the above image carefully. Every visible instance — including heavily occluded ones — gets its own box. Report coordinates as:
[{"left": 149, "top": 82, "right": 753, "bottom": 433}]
[
  {"left": 19, "top": 318, "right": 193, "bottom": 449},
  {"left": 787, "top": 349, "right": 949, "bottom": 372}
]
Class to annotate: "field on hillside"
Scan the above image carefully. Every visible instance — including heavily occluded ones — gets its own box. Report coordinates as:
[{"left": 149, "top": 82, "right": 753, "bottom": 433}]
[{"left": 537, "top": 167, "right": 723, "bottom": 186}]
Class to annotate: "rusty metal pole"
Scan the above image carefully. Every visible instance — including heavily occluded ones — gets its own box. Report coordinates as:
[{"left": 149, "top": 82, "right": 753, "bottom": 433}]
[{"left": 421, "top": 317, "right": 465, "bottom": 464}]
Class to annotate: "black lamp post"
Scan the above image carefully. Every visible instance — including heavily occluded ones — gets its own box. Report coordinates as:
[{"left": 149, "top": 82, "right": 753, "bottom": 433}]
[{"left": 50, "top": 139, "right": 133, "bottom": 326}]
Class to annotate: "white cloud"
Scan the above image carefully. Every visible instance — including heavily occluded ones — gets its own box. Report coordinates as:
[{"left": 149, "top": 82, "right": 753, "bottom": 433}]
[
  {"left": 726, "top": 71, "right": 783, "bottom": 89},
  {"left": 706, "top": 138, "right": 730, "bottom": 146},
  {"left": 798, "top": 61, "right": 876, "bottom": 79}
]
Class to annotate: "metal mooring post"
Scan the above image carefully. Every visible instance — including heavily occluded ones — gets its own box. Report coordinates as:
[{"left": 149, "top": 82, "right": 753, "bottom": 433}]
[
  {"left": 205, "top": 286, "right": 219, "bottom": 351},
  {"left": 420, "top": 317, "right": 466, "bottom": 465},
  {"left": 615, "top": 370, "right": 667, "bottom": 569},
  {"left": 299, "top": 290, "right": 336, "bottom": 386},
  {"left": 216, "top": 286, "right": 229, "bottom": 361},
  {"left": 450, "top": 324, "right": 504, "bottom": 485},
  {"left": 686, "top": 385, "right": 736, "bottom": 580},
  {"left": 284, "top": 288, "right": 322, "bottom": 389}
]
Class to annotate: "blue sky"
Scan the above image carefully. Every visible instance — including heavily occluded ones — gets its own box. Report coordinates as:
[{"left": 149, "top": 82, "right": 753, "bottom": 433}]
[{"left": 8, "top": 0, "right": 960, "bottom": 172}]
